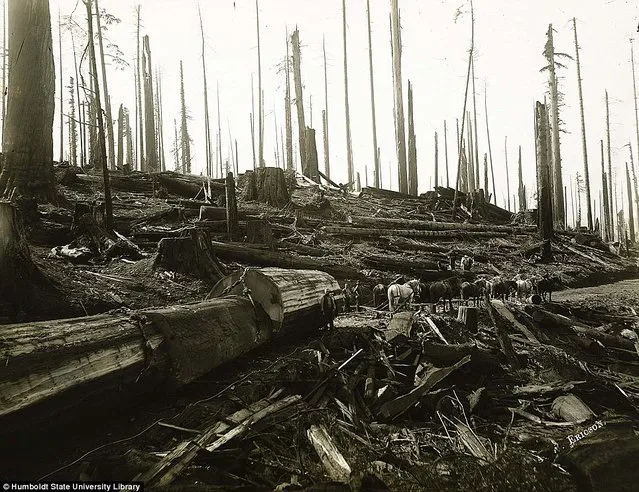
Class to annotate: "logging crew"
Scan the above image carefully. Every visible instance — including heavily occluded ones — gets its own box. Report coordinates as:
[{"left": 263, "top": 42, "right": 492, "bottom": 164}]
[
  {"left": 342, "top": 282, "right": 351, "bottom": 312},
  {"left": 353, "top": 281, "right": 361, "bottom": 312}
]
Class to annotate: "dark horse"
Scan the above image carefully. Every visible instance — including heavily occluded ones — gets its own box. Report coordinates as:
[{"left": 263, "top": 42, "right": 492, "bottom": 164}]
[
  {"left": 428, "top": 276, "right": 463, "bottom": 312},
  {"left": 372, "top": 283, "right": 386, "bottom": 308}
]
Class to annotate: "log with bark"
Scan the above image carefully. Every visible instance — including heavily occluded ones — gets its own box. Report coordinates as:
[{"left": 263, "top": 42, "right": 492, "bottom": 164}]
[
  {"left": 0, "top": 297, "right": 272, "bottom": 428},
  {"left": 246, "top": 219, "right": 274, "bottom": 249},
  {"left": 208, "top": 267, "right": 344, "bottom": 334},
  {"left": 255, "top": 167, "right": 290, "bottom": 207},
  {"left": 207, "top": 239, "right": 362, "bottom": 280},
  {"left": 349, "top": 215, "right": 535, "bottom": 234},
  {"left": 323, "top": 226, "right": 510, "bottom": 240}
]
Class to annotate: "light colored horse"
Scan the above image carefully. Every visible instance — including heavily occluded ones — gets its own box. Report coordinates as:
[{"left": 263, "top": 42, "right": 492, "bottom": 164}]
[{"left": 387, "top": 279, "right": 420, "bottom": 313}]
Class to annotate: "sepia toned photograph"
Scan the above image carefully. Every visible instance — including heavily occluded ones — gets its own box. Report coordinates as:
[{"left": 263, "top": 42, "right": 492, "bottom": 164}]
[{"left": 0, "top": 0, "right": 638, "bottom": 490}]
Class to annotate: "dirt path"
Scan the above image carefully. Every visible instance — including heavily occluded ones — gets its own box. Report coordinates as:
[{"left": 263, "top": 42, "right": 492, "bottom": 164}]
[{"left": 553, "top": 279, "right": 639, "bottom": 302}]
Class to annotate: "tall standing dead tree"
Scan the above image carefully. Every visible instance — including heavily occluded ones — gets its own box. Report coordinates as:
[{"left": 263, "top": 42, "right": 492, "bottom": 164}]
[
  {"left": 135, "top": 5, "right": 144, "bottom": 171},
  {"left": 0, "top": 0, "right": 56, "bottom": 201},
  {"left": 605, "top": 90, "right": 615, "bottom": 240},
  {"left": 142, "top": 35, "right": 157, "bottom": 173},
  {"left": 444, "top": 121, "right": 450, "bottom": 187},
  {"left": 256, "top": 0, "right": 264, "bottom": 168},
  {"left": 535, "top": 101, "right": 553, "bottom": 259},
  {"left": 117, "top": 104, "right": 124, "bottom": 170},
  {"left": 390, "top": 0, "right": 408, "bottom": 194},
  {"left": 198, "top": 5, "right": 212, "bottom": 176},
  {"left": 179, "top": 61, "right": 191, "bottom": 174},
  {"left": 342, "top": 0, "right": 354, "bottom": 186},
  {"left": 68, "top": 77, "right": 78, "bottom": 167},
  {"left": 484, "top": 82, "right": 496, "bottom": 204},
  {"left": 601, "top": 139, "right": 611, "bottom": 242},
  {"left": 291, "top": 29, "right": 307, "bottom": 175},
  {"left": 518, "top": 145, "right": 525, "bottom": 211},
  {"left": 94, "top": 0, "right": 115, "bottom": 170},
  {"left": 573, "top": 18, "right": 593, "bottom": 230},
  {"left": 286, "top": 33, "right": 294, "bottom": 171},
  {"left": 626, "top": 162, "right": 635, "bottom": 242},
  {"left": 407, "top": 81, "right": 417, "bottom": 194},
  {"left": 366, "top": 0, "right": 379, "bottom": 188},
  {"left": 504, "top": 136, "right": 510, "bottom": 211}
]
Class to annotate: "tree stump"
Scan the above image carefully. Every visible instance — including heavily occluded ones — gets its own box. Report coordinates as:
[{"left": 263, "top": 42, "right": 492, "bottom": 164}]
[
  {"left": 246, "top": 220, "right": 274, "bottom": 249},
  {"left": 72, "top": 202, "right": 105, "bottom": 231},
  {"left": 0, "top": 202, "right": 40, "bottom": 318},
  {"left": 255, "top": 167, "right": 290, "bottom": 207},
  {"left": 154, "top": 229, "right": 226, "bottom": 283},
  {"left": 457, "top": 306, "right": 478, "bottom": 333},
  {"left": 243, "top": 170, "right": 257, "bottom": 201},
  {"left": 225, "top": 172, "right": 239, "bottom": 241},
  {"left": 304, "top": 127, "right": 319, "bottom": 182}
]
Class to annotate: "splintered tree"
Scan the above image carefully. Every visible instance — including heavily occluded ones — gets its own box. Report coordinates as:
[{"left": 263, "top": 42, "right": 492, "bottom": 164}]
[
  {"left": 125, "top": 108, "right": 133, "bottom": 172},
  {"left": 543, "top": 24, "right": 568, "bottom": 228},
  {"left": 484, "top": 82, "right": 496, "bottom": 204},
  {"left": 0, "top": 0, "right": 56, "bottom": 201},
  {"left": 535, "top": 101, "right": 553, "bottom": 259},
  {"left": 94, "top": 0, "right": 115, "bottom": 170},
  {"left": 136, "top": 5, "right": 144, "bottom": 170},
  {"left": 390, "top": 0, "right": 408, "bottom": 194},
  {"left": 142, "top": 35, "right": 157, "bottom": 173},
  {"left": 573, "top": 18, "right": 592, "bottom": 230},
  {"left": 601, "top": 139, "right": 611, "bottom": 242},
  {"left": 179, "top": 61, "right": 191, "bottom": 174},
  {"left": 626, "top": 162, "right": 635, "bottom": 242},
  {"left": 605, "top": 91, "right": 615, "bottom": 239},
  {"left": 117, "top": 104, "right": 124, "bottom": 169},
  {"left": 517, "top": 145, "right": 525, "bottom": 211},
  {"left": 286, "top": 33, "right": 294, "bottom": 171},
  {"left": 68, "top": 77, "right": 78, "bottom": 167},
  {"left": 197, "top": 5, "right": 212, "bottom": 176},
  {"left": 291, "top": 29, "right": 307, "bottom": 174},
  {"left": 407, "top": 81, "right": 417, "bottom": 194}
]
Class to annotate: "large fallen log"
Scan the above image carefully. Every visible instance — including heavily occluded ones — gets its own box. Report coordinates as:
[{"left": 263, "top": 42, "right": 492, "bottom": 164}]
[
  {"left": 0, "top": 267, "right": 340, "bottom": 428},
  {"left": 0, "top": 297, "right": 273, "bottom": 428},
  {"left": 208, "top": 267, "right": 344, "bottom": 334},
  {"left": 361, "top": 254, "right": 439, "bottom": 272},
  {"left": 323, "top": 226, "right": 510, "bottom": 240},
  {"left": 349, "top": 216, "right": 535, "bottom": 234},
  {"left": 208, "top": 240, "right": 362, "bottom": 280}
]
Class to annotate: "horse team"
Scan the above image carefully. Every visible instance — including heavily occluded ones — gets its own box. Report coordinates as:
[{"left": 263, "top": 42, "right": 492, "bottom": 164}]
[{"left": 319, "top": 255, "right": 561, "bottom": 329}]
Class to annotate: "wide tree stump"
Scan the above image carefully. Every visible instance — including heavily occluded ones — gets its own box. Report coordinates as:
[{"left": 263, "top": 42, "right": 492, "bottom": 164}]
[
  {"left": 255, "top": 167, "right": 290, "bottom": 207},
  {"left": 246, "top": 220, "right": 274, "bottom": 249},
  {"left": 243, "top": 170, "right": 258, "bottom": 201},
  {"left": 154, "top": 229, "right": 227, "bottom": 283}
]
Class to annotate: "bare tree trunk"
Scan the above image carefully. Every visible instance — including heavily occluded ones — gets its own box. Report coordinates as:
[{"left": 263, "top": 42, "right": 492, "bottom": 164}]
[
  {"left": 1, "top": 0, "right": 6, "bottom": 139},
  {"left": 483, "top": 153, "right": 489, "bottom": 197},
  {"left": 484, "top": 82, "right": 496, "bottom": 204},
  {"left": 366, "top": 0, "right": 379, "bottom": 188},
  {"left": 173, "top": 118, "right": 179, "bottom": 172},
  {"left": 434, "top": 131, "right": 439, "bottom": 188},
  {"left": 117, "top": 104, "right": 124, "bottom": 170},
  {"left": 342, "top": 0, "right": 354, "bottom": 186},
  {"left": 286, "top": 34, "right": 294, "bottom": 171},
  {"left": 626, "top": 162, "right": 634, "bottom": 242},
  {"left": 535, "top": 101, "right": 553, "bottom": 258},
  {"left": 291, "top": 29, "right": 307, "bottom": 175},
  {"left": 573, "top": 18, "right": 593, "bottom": 230},
  {"left": 57, "top": 8, "right": 63, "bottom": 163},
  {"left": 94, "top": 0, "right": 115, "bottom": 170},
  {"left": 136, "top": 6, "right": 144, "bottom": 171},
  {"left": 466, "top": 112, "right": 475, "bottom": 192},
  {"left": 518, "top": 145, "right": 525, "bottom": 211},
  {"left": 605, "top": 90, "right": 615, "bottom": 239},
  {"left": 632, "top": 40, "right": 639, "bottom": 224},
  {"left": 217, "top": 84, "right": 223, "bottom": 176},
  {"left": 504, "top": 136, "right": 511, "bottom": 211},
  {"left": 546, "top": 24, "right": 565, "bottom": 227},
  {"left": 198, "top": 5, "right": 212, "bottom": 177},
  {"left": 71, "top": 35, "right": 83, "bottom": 169},
  {"left": 390, "top": 0, "right": 407, "bottom": 194},
  {"left": 0, "top": 0, "right": 56, "bottom": 201},
  {"left": 407, "top": 81, "right": 417, "bottom": 194},
  {"left": 142, "top": 35, "right": 157, "bottom": 173},
  {"left": 156, "top": 69, "right": 166, "bottom": 172},
  {"left": 471, "top": 56, "right": 480, "bottom": 190},
  {"left": 601, "top": 139, "right": 611, "bottom": 242},
  {"left": 444, "top": 121, "right": 449, "bottom": 187},
  {"left": 251, "top": 73, "right": 256, "bottom": 170},
  {"left": 68, "top": 77, "right": 77, "bottom": 167},
  {"left": 256, "top": 0, "right": 263, "bottom": 168},
  {"left": 125, "top": 108, "right": 133, "bottom": 172},
  {"left": 452, "top": 0, "right": 474, "bottom": 217},
  {"left": 84, "top": 0, "right": 112, "bottom": 230},
  {"left": 179, "top": 61, "right": 191, "bottom": 174}
]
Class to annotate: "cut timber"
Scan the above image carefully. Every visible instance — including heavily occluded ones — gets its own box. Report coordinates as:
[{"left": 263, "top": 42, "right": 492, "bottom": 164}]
[
  {"left": 198, "top": 206, "right": 236, "bottom": 221},
  {"left": 425, "top": 316, "right": 449, "bottom": 344},
  {"left": 255, "top": 167, "right": 290, "bottom": 207},
  {"left": 491, "top": 300, "right": 540, "bottom": 344},
  {"left": 156, "top": 171, "right": 224, "bottom": 199},
  {"left": 324, "top": 226, "right": 509, "bottom": 240},
  {"left": 304, "top": 127, "right": 320, "bottom": 182},
  {"left": 246, "top": 219, "right": 274, "bottom": 249},
  {"left": 276, "top": 240, "right": 329, "bottom": 257},
  {"left": 154, "top": 229, "right": 226, "bottom": 283},
  {"left": 225, "top": 172, "right": 239, "bottom": 241},
  {"left": 386, "top": 311, "right": 415, "bottom": 341},
  {"left": 361, "top": 254, "right": 438, "bottom": 272},
  {"left": 307, "top": 424, "right": 352, "bottom": 482},
  {"left": 551, "top": 394, "right": 595, "bottom": 423},
  {"left": 207, "top": 239, "right": 362, "bottom": 280},
  {"left": 378, "top": 355, "right": 471, "bottom": 420},
  {"left": 421, "top": 342, "right": 502, "bottom": 374},
  {"left": 350, "top": 215, "right": 535, "bottom": 233},
  {"left": 136, "top": 392, "right": 301, "bottom": 488},
  {"left": 457, "top": 306, "right": 478, "bottom": 333},
  {"left": 0, "top": 297, "right": 272, "bottom": 428},
  {"left": 486, "top": 294, "right": 521, "bottom": 369},
  {"left": 209, "top": 267, "right": 343, "bottom": 334},
  {"left": 0, "top": 202, "right": 46, "bottom": 318}
]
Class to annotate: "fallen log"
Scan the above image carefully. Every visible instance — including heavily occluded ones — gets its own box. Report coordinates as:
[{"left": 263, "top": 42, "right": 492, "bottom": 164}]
[
  {"left": 307, "top": 424, "right": 352, "bottom": 482},
  {"left": 361, "top": 254, "right": 438, "bottom": 272},
  {"left": 349, "top": 215, "right": 535, "bottom": 234},
  {"left": 420, "top": 342, "right": 502, "bottom": 374},
  {"left": 276, "top": 240, "right": 329, "bottom": 257},
  {"left": 486, "top": 296, "right": 521, "bottom": 370},
  {"left": 156, "top": 172, "right": 225, "bottom": 199},
  {"left": 208, "top": 267, "right": 343, "bottom": 334},
  {"left": 207, "top": 240, "right": 362, "bottom": 280},
  {"left": 551, "top": 394, "right": 596, "bottom": 423},
  {"left": 323, "top": 226, "right": 510, "bottom": 240}
]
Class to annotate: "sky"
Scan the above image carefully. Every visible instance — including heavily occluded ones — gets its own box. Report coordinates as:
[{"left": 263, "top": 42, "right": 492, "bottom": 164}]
[{"left": 44, "top": 0, "right": 639, "bottom": 224}]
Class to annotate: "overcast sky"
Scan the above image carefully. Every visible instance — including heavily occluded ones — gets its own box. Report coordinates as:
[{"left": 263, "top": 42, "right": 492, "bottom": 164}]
[{"left": 50, "top": 0, "right": 638, "bottom": 223}]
